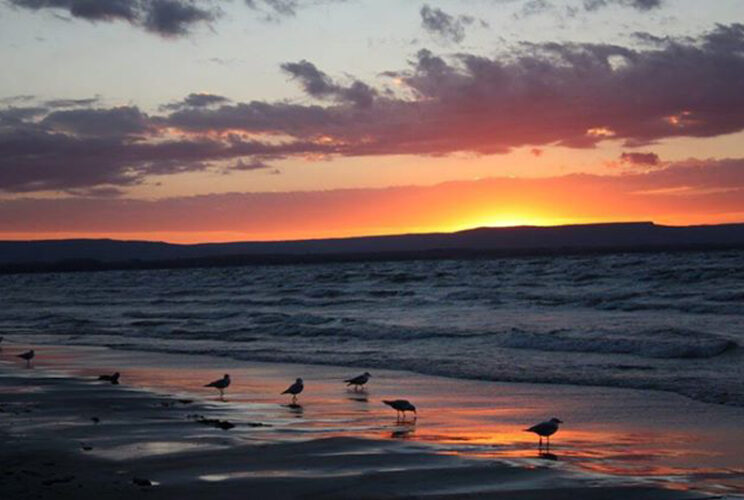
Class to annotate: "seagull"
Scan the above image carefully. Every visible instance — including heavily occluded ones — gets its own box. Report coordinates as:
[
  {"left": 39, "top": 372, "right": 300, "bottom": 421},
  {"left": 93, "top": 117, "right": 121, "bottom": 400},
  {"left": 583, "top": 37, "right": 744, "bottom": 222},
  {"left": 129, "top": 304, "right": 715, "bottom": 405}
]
[
  {"left": 17, "top": 349, "right": 34, "bottom": 367},
  {"left": 526, "top": 417, "right": 563, "bottom": 450},
  {"left": 344, "top": 372, "right": 371, "bottom": 391},
  {"left": 98, "top": 372, "right": 120, "bottom": 385},
  {"left": 204, "top": 374, "right": 231, "bottom": 398},
  {"left": 281, "top": 378, "right": 304, "bottom": 403},
  {"left": 383, "top": 399, "right": 416, "bottom": 420}
]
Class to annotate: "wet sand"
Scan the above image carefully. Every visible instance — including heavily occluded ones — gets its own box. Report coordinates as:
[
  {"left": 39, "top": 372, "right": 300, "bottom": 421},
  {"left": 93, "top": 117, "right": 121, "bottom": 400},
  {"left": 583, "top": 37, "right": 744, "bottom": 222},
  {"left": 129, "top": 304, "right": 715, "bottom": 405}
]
[{"left": 1, "top": 343, "right": 742, "bottom": 499}]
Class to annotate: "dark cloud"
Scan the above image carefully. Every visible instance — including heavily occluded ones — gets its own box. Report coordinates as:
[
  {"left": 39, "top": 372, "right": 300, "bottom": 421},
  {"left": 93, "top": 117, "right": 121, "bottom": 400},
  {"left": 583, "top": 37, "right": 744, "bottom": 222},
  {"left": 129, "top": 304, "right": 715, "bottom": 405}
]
[
  {"left": 161, "top": 93, "right": 230, "bottom": 110},
  {"left": 280, "top": 60, "right": 376, "bottom": 107},
  {"left": 243, "top": 0, "right": 346, "bottom": 20},
  {"left": 229, "top": 158, "right": 273, "bottom": 171},
  {"left": 518, "top": 0, "right": 554, "bottom": 17},
  {"left": 245, "top": 0, "right": 298, "bottom": 17},
  {"left": 65, "top": 186, "right": 126, "bottom": 197},
  {"left": 420, "top": 4, "right": 475, "bottom": 44},
  {"left": 44, "top": 97, "right": 99, "bottom": 108},
  {"left": 584, "top": 0, "right": 663, "bottom": 11},
  {"left": 620, "top": 152, "right": 661, "bottom": 167},
  {"left": 143, "top": 0, "right": 215, "bottom": 36},
  {"left": 521, "top": 0, "right": 663, "bottom": 17},
  {"left": 2, "top": 24, "right": 744, "bottom": 193},
  {"left": 41, "top": 106, "right": 151, "bottom": 137},
  {"left": 9, "top": 0, "right": 138, "bottom": 21},
  {"left": 7, "top": 0, "right": 217, "bottom": 37},
  {"left": 0, "top": 95, "right": 36, "bottom": 105},
  {"left": 0, "top": 106, "right": 48, "bottom": 126},
  {"left": 0, "top": 119, "right": 332, "bottom": 191},
  {"left": 182, "top": 93, "right": 229, "bottom": 107}
]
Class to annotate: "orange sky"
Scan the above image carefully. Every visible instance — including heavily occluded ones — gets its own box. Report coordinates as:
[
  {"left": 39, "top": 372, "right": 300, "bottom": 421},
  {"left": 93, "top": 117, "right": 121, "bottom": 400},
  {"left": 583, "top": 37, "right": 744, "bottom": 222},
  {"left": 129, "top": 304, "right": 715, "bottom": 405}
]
[{"left": 2, "top": 162, "right": 742, "bottom": 243}]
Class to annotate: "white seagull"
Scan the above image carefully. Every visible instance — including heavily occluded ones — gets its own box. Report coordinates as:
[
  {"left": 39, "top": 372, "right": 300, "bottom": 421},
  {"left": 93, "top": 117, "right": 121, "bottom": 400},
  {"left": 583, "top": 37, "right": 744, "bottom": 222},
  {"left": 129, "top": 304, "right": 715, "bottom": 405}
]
[
  {"left": 526, "top": 417, "right": 563, "bottom": 449},
  {"left": 281, "top": 378, "right": 304, "bottom": 403},
  {"left": 17, "top": 349, "right": 34, "bottom": 367},
  {"left": 383, "top": 399, "right": 416, "bottom": 419},
  {"left": 204, "top": 374, "right": 231, "bottom": 398},
  {"left": 344, "top": 372, "right": 371, "bottom": 391}
]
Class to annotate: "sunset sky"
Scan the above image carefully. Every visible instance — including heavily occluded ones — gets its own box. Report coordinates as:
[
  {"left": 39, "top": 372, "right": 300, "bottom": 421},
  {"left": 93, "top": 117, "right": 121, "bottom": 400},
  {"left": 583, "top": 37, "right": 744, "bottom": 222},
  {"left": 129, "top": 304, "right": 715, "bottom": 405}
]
[{"left": 1, "top": 0, "right": 743, "bottom": 242}]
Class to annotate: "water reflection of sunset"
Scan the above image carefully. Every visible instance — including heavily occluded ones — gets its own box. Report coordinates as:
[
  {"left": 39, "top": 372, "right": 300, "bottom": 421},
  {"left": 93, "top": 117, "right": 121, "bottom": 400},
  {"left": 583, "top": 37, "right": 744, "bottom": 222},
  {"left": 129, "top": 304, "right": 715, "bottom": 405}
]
[{"left": 21, "top": 345, "right": 744, "bottom": 496}]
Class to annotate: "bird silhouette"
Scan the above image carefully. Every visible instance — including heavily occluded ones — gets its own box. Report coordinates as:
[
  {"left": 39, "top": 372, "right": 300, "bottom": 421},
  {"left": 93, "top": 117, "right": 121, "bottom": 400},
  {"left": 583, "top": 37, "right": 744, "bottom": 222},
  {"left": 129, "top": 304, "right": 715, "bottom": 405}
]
[
  {"left": 204, "top": 374, "right": 231, "bottom": 398},
  {"left": 98, "top": 372, "right": 120, "bottom": 385},
  {"left": 526, "top": 417, "right": 563, "bottom": 450},
  {"left": 17, "top": 349, "right": 34, "bottom": 368},
  {"left": 383, "top": 399, "right": 416, "bottom": 420},
  {"left": 281, "top": 378, "right": 304, "bottom": 403},
  {"left": 344, "top": 372, "right": 371, "bottom": 391}
]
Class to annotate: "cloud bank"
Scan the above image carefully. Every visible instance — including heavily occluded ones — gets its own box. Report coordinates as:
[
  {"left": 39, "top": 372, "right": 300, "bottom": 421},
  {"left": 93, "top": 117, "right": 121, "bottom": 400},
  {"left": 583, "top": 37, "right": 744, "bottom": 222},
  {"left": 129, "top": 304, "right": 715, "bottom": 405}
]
[
  {"left": 2, "top": 24, "right": 744, "bottom": 192},
  {"left": 7, "top": 0, "right": 218, "bottom": 36}
]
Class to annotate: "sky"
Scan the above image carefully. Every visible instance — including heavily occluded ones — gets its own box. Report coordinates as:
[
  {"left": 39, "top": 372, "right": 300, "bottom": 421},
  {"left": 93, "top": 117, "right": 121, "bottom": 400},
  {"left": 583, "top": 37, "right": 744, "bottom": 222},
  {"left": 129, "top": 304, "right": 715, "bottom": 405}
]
[{"left": 1, "top": 0, "right": 743, "bottom": 242}]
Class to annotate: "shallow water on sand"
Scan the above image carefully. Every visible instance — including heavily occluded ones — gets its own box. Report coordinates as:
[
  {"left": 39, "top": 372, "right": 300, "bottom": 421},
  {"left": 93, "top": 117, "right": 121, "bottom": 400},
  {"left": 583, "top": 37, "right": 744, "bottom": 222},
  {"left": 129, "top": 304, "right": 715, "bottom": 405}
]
[
  {"left": 3, "top": 345, "right": 742, "bottom": 496},
  {"left": 1, "top": 251, "right": 743, "bottom": 407}
]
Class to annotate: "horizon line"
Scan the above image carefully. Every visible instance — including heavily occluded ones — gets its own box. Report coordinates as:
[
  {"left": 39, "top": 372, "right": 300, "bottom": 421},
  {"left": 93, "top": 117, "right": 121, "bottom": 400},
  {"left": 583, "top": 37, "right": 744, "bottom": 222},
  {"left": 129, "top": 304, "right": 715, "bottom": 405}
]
[{"left": 3, "top": 220, "right": 744, "bottom": 247}]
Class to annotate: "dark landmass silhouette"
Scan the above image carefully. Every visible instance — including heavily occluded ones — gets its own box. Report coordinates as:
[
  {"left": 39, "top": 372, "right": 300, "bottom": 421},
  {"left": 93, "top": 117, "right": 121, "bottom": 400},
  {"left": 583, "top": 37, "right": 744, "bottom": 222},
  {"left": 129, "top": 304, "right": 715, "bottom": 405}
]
[{"left": 1, "top": 222, "right": 743, "bottom": 274}]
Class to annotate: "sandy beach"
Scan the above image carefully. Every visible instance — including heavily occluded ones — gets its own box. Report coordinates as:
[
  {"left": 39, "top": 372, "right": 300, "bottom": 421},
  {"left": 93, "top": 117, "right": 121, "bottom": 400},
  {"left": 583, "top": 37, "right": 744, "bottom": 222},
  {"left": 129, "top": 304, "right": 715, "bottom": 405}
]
[{"left": 1, "top": 342, "right": 742, "bottom": 499}]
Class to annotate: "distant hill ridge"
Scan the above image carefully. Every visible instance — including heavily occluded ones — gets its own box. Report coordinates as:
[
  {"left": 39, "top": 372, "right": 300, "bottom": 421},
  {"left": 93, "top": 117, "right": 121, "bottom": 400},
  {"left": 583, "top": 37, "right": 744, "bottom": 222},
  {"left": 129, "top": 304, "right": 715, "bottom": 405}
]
[{"left": 1, "top": 222, "right": 743, "bottom": 273}]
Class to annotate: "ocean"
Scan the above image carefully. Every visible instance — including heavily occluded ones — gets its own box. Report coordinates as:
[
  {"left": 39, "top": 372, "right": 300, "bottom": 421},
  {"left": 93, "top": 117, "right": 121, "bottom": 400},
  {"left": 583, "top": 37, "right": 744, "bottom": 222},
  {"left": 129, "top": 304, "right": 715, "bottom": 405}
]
[{"left": 2, "top": 250, "right": 742, "bottom": 406}]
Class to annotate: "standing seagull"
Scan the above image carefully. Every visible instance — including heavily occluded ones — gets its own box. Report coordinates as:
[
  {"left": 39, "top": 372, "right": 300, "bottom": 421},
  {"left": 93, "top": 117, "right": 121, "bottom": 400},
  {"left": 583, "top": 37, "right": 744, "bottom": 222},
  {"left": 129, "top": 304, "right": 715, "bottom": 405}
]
[
  {"left": 383, "top": 399, "right": 416, "bottom": 420},
  {"left": 204, "top": 374, "right": 231, "bottom": 398},
  {"left": 17, "top": 349, "right": 34, "bottom": 367},
  {"left": 344, "top": 372, "right": 371, "bottom": 391},
  {"left": 281, "top": 378, "right": 304, "bottom": 403},
  {"left": 526, "top": 417, "right": 563, "bottom": 450},
  {"left": 98, "top": 372, "right": 120, "bottom": 385}
]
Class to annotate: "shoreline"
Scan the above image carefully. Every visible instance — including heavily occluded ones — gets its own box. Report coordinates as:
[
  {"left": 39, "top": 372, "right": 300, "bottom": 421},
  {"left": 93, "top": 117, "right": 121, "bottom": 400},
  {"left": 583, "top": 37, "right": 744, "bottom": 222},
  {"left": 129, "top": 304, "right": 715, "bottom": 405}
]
[
  {"left": 9, "top": 332, "right": 743, "bottom": 410},
  {"left": 1, "top": 343, "right": 743, "bottom": 498}
]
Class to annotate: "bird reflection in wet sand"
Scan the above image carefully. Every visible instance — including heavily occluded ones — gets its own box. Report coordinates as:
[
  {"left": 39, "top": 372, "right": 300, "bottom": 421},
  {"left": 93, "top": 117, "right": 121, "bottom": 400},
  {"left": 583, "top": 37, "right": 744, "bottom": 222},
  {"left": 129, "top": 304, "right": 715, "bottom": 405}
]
[
  {"left": 539, "top": 452, "right": 558, "bottom": 461},
  {"left": 284, "top": 403, "right": 304, "bottom": 417},
  {"left": 391, "top": 423, "right": 415, "bottom": 439}
]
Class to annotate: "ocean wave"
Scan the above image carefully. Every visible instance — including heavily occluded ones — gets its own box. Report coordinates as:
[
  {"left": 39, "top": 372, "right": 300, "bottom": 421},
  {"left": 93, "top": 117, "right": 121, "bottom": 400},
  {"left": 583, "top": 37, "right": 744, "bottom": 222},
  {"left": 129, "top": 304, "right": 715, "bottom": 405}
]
[
  {"left": 123, "top": 310, "right": 241, "bottom": 321},
  {"left": 498, "top": 328, "right": 736, "bottom": 359},
  {"left": 367, "top": 290, "right": 416, "bottom": 298},
  {"left": 69, "top": 339, "right": 744, "bottom": 408},
  {"left": 3, "top": 250, "right": 744, "bottom": 409}
]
